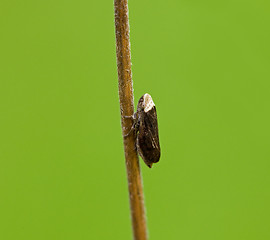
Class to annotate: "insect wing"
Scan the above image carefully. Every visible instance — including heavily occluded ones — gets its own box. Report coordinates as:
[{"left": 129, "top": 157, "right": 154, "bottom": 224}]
[{"left": 137, "top": 106, "right": 160, "bottom": 166}]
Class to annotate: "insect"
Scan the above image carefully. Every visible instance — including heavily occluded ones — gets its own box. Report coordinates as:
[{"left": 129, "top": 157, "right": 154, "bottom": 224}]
[{"left": 126, "top": 93, "right": 161, "bottom": 168}]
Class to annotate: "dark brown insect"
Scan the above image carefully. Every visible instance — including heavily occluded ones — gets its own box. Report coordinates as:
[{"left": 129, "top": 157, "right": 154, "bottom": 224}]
[{"left": 134, "top": 93, "right": 161, "bottom": 168}]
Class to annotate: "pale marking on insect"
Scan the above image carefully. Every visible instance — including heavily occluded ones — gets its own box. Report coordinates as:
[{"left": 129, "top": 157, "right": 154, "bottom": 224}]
[{"left": 143, "top": 93, "right": 155, "bottom": 112}]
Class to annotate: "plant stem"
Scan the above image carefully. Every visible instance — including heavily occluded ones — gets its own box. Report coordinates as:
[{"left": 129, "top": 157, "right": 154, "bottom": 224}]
[{"left": 114, "top": 0, "right": 148, "bottom": 239}]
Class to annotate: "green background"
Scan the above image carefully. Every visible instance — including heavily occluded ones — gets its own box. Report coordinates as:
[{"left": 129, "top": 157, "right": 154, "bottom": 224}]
[{"left": 0, "top": 0, "right": 269, "bottom": 239}]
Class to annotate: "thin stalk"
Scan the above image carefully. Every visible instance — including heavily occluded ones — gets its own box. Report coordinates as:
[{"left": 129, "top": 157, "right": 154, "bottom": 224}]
[{"left": 114, "top": 0, "right": 148, "bottom": 239}]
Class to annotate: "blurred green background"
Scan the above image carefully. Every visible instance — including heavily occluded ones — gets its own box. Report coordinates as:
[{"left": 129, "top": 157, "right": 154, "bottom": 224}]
[{"left": 0, "top": 0, "right": 270, "bottom": 239}]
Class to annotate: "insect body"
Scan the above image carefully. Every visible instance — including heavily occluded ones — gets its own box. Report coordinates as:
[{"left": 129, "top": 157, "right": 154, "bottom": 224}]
[{"left": 134, "top": 93, "right": 160, "bottom": 168}]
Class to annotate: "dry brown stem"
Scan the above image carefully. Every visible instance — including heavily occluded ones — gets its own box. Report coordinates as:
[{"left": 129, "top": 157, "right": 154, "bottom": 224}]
[{"left": 114, "top": 0, "right": 148, "bottom": 239}]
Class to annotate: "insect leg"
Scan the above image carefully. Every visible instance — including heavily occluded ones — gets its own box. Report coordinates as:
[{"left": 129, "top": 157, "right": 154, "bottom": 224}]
[{"left": 123, "top": 112, "right": 138, "bottom": 138}]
